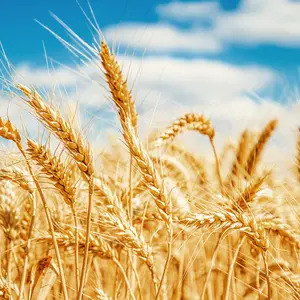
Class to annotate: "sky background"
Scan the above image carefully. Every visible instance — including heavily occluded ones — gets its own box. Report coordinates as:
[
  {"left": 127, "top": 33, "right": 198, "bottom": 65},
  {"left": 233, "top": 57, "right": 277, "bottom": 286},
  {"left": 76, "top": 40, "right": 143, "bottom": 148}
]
[
  {"left": 0, "top": 0, "right": 299, "bottom": 75},
  {"left": 1, "top": 0, "right": 300, "bottom": 170}
]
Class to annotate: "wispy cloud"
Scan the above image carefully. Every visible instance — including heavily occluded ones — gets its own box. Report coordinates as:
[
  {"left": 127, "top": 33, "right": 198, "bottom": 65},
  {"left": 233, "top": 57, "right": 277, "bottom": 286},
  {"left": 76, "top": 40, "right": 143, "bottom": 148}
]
[
  {"left": 156, "top": 1, "right": 219, "bottom": 21},
  {"left": 104, "top": 23, "right": 222, "bottom": 53},
  {"left": 106, "top": 0, "right": 300, "bottom": 53},
  {"left": 1, "top": 0, "right": 299, "bottom": 171},
  {"left": 2, "top": 54, "right": 292, "bottom": 158},
  {"left": 215, "top": 0, "right": 300, "bottom": 45}
]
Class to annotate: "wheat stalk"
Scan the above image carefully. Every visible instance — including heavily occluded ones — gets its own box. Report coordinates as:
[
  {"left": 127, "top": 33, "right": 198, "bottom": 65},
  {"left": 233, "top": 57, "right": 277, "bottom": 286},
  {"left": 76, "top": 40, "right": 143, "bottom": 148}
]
[
  {"left": 152, "top": 113, "right": 214, "bottom": 148},
  {"left": 246, "top": 119, "right": 278, "bottom": 176},
  {"left": 100, "top": 41, "right": 138, "bottom": 130},
  {"left": 17, "top": 84, "right": 94, "bottom": 299},
  {"left": 179, "top": 211, "right": 268, "bottom": 251},
  {"left": 235, "top": 173, "right": 269, "bottom": 211},
  {"left": 168, "top": 144, "right": 208, "bottom": 185},
  {"left": 100, "top": 40, "right": 171, "bottom": 299},
  {"left": 96, "top": 287, "right": 110, "bottom": 300},
  {"left": 152, "top": 113, "right": 222, "bottom": 188},
  {"left": 260, "top": 216, "right": 300, "bottom": 248},
  {"left": 17, "top": 84, "right": 93, "bottom": 177},
  {"left": 229, "top": 129, "right": 250, "bottom": 186},
  {"left": 26, "top": 139, "right": 76, "bottom": 206},
  {"left": 26, "top": 138, "right": 81, "bottom": 291},
  {"left": 0, "top": 117, "right": 68, "bottom": 300}
]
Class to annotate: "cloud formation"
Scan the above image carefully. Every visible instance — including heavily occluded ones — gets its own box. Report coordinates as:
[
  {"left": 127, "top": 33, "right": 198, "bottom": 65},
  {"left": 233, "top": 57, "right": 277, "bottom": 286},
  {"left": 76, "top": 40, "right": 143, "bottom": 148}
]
[
  {"left": 156, "top": 1, "right": 219, "bottom": 21},
  {"left": 105, "top": 0, "right": 300, "bottom": 53},
  {"left": 1, "top": 52, "right": 297, "bottom": 170},
  {"left": 1, "top": 0, "right": 299, "bottom": 172},
  {"left": 104, "top": 23, "right": 222, "bottom": 53},
  {"left": 215, "top": 0, "right": 300, "bottom": 45}
]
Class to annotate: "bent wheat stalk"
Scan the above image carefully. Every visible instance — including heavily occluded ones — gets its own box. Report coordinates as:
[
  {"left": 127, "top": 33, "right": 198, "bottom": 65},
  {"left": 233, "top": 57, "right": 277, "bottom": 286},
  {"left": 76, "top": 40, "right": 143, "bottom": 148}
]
[
  {"left": 175, "top": 210, "right": 269, "bottom": 251},
  {"left": 152, "top": 113, "right": 222, "bottom": 188},
  {"left": 100, "top": 43, "right": 138, "bottom": 289},
  {"left": 26, "top": 139, "right": 80, "bottom": 293},
  {"left": 0, "top": 117, "right": 68, "bottom": 300},
  {"left": 152, "top": 113, "right": 215, "bottom": 147},
  {"left": 17, "top": 84, "right": 93, "bottom": 299},
  {"left": 100, "top": 41, "right": 169, "bottom": 298}
]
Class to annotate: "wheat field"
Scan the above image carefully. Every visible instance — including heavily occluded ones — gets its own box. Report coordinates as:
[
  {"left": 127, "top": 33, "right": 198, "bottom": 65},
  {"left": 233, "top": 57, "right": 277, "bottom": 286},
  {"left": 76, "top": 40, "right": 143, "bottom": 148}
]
[{"left": 0, "top": 14, "right": 299, "bottom": 300}]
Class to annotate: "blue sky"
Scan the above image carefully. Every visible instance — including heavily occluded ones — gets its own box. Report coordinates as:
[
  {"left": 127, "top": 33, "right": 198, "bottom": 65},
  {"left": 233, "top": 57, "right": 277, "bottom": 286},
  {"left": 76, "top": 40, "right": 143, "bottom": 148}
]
[
  {"left": 1, "top": 0, "right": 300, "bottom": 76},
  {"left": 1, "top": 0, "right": 300, "bottom": 167}
]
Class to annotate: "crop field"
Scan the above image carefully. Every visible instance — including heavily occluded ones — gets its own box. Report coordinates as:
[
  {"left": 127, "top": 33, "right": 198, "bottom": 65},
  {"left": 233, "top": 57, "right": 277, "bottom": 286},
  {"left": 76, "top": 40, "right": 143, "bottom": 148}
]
[{"left": 0, "top": 2, "right": 299, "bottom": 300}]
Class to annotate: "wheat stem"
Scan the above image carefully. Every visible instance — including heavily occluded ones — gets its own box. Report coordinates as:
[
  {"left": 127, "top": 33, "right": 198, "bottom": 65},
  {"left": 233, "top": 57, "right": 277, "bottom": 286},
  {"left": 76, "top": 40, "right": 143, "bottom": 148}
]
[
  {"left": 210, "top": 137, "right": 223, "bottom": 189},
  {"left": 72, "top": 206, "right": 80, "bottom": 295},
  {"left": 18, "top": 145, "right": 69, "bottom": 300},
  {"left": 200, "top": 230, "right": 227, "bottom": 300},
  {"left": 263, "top": 251, "right": 271, "bottom": 300},
  {"left": 112, "top": 257, "right": 136, "bottom": 300},
  {"left": 223, "top": 236, "right": 246, "bottom": 300},
  {"left": 78, "top": 176, "right": 94, "bottom": 300}
]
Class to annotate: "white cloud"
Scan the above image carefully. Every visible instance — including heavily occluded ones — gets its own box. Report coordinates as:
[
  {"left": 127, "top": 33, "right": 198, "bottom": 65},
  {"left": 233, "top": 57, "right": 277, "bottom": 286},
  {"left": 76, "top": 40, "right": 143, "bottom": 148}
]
[
  {"left": 156, "top": 1, "right": 219, "bottom": 21},
  {"left": 113, "top": 55, "right": 299, "bottom": 173},
  {"left": 0, "top": 48, "right": 298, "bottom": 173},
  {"left": 118, "top": 55, "right": 275, "bottom": 109},
  {"left": 106, "top": 0, "right": 300, "bottom": 53},
  {"left": 215, "top": 0, "right": 300, "bottom": 45},
  {"left": 6, "top": 55, "right": 275, "bottom": 112},
  {"left": 15, "top": 64, "right": 78, "bottom": 87},
  {"left": 104, "top": 23, "right": 222, "bottom": 53}
]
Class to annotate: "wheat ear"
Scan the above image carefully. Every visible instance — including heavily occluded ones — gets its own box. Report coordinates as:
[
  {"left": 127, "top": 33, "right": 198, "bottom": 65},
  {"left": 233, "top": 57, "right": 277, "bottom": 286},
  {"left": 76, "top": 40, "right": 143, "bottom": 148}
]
[
  {"left": 0, "top": 166, "right": 36, "bottom": 297},
  {"left": 152, "top": 113, "right": 222, "bottom": 188},
  {"left": 100, "top": 43, "right": 138, "bottom": 289},
  {"left": 152, "top": 113, "right": 214, "bottom": 147},
  {"left": 17, "top": 84, "right": 93, "bottom": 177},
  {"left": 93, "top": 175, "right": 158, "bottom": 291},
  {"left": 178, "top": 211, "right": 269, "bottom": 251},
  {"left": 296, "top": 127, "right": 300, "bottom": 183},
  {"left": 26, "top": 139, "right": 80, "bottom": 292},
  {"left": 98, "top": 210, "right": 158, "bottom": 288},
  {"left": 0, "top": 181, "right": 20, "bottom": 241},
  {"left": 169, "top": 144, "right": 208, "bottom": 185},
  {"left": 26, "top": 139, "right": 76, "bottom": 205},
  {"left": 0, "top": 167, "right": 34, "bottom": 194},
  {"left": 100, "top": 41, "right": 138, "bottom": 130},
  {"left": 0, "top": 118, "right": 21, "bottom": 143},
  {"left": 235, "top": 172, "right": 269, "bottom": 211},
  {"left": 260, "top": 216, "right": 300, "bottom": 248},
  {"left": 100, "top": 41, "right": 169, "bottom": 299},
  {"left": 0, "top": 117, "right": 68, "bottom": 299},
  {"left": 229, "top": 129, "right": 250, "bottom": 186},
  {"left": 17, "top": 84, "right": 94, "bottom": 299},
  {"left": 246, "top": 119, "right": 278, "bottom": 176},
  {"left": 0, "top": 275, "right": 11, "bottom": 300}
]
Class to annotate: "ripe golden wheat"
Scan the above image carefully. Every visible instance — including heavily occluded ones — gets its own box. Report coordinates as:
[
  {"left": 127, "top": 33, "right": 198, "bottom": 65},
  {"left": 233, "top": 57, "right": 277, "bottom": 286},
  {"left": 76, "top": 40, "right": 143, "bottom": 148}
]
[{"left": 0, "top": 31, "right": 298, "bottom": 300}]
